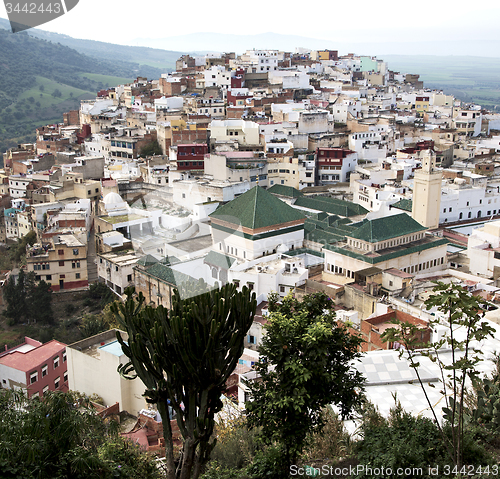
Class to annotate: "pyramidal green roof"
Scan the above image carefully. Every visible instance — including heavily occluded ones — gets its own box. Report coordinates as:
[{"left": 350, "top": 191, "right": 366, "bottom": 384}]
[
  {"left": 267, "top": 184, "right": 303, "bottom": 198},
  {"left": 391, "top": 198, "right": 413, "bottom": 212},
  {"left": 136, "top": 254, "right": 159, "bottom": 267},
  {"left": 209, "top": 186, "right": 305, "bottom": 230},
  {"left": 204, "top": 251, "right": 236, "bottom": 270},
  {"left": 348, "top": 213, "right": 426, "bottom": 243}
]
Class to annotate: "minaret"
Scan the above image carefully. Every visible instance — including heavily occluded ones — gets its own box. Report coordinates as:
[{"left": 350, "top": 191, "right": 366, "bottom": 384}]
[{"left": 411, "top": 150, "right": 442, "bottom": 229}]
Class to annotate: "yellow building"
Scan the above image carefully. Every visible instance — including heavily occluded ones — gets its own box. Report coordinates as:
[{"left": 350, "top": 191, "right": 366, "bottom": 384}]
[
  {"left": 26, "top": 234, "right": 88, "bottom": 291},
  {"left": 415, "top": 96, "right": 430, "bottom": 117}
]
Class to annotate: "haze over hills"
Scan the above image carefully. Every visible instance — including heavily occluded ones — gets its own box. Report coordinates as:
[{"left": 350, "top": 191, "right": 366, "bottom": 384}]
[
  {"left": 129, "top": 31, "right": 500, "bottom": 58},
  {"left": 0, "top": 17, "right": 178, "bottom": 74}
]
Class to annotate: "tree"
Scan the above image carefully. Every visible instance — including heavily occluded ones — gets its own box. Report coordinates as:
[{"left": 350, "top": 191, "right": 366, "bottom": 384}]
[
  {"left": 244, "top": 292, "right": 364, "bottom": 476},
  {"left": 52, "top": 88, "right": 62, "bottom": 98},
  {"left": 27, "top": 278, "right": 54, "bottom": 324},
  {"left": 3, "top": 269, "right": 28, "bottom": 324},
  {"left": 381, "top": 281, "right": 495, "bottom": 469},
  {"left": 112, "top": 283, "right": 257, "bottom": 479},
  {"left": 139, "top": 140, "right": 162, "bottom": 158},
  {"left": 3, "top": 270, "right": 53, "bottom": 325},
  {"left": 0, "top": 389, "right": 161, "bottom": 479},
  {"left": 79, "top": 313, "right": 108, "bottom": 338}
]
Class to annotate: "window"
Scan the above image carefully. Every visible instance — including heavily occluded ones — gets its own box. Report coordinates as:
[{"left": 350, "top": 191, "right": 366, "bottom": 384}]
[
  {"left": 59, "top": 261, "right": 64, "bottom": 267},
  {"left": 58, "top": 249, "right": 64, "bottom": 255},
  {"left": 234, "top": 280, "right": 239, "bottom": 288},
  {"left": 54, "top": 356, "right": 59, "bottom": 369},
  {"left": 64, "top": 371, "right": 68, "bottom": 383},
  {"left": 127, "top": 274, "right": 132, "bottom": 282},
  {"left": 62, "top": 352, "right": 66, "bottom": 363},
  {"left": 42, "top": 385, "right": 49, "bottom": 396},
  {"left": 248, "top": 335, "right": 256, "bottom": 345},
  {"left": 76, "top": 273, "right": 80, "bottom": 279},
  {"left": 42, "top": 365, "right": 48, "bottom": 377},
  {"left": 247, "top": 282, "right": 254, "bottom": 291},
  {"left": 30, "top": 371, "right": 38, "bottom": 384},
  {"left": 280, "top": 286, "right": 285, "bottom": 293},
  {"left": 389, "top": 281, "right": 393, "bottom": 286},
  {"left": 73, "top": 249, "right": 79, "bottom": 255},
  {"left": 54, "top": 377, "right": 60, "bottom": 389}
]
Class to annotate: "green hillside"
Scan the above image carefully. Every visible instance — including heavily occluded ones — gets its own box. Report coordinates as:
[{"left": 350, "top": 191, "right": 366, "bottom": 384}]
[
  {"left": 0, "top": 28, "right": 145, "bottom": 154},
  {"left": 0, "top": 17, "right": 180, "bottom": 72}
]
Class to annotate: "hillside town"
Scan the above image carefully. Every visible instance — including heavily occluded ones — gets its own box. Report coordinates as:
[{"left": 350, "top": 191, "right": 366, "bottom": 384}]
[{"left": 3, "top": 47, "right": 500, "bottom": 455}]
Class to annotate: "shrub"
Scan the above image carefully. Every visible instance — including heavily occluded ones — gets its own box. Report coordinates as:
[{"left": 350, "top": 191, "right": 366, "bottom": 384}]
[
  {"left": 355, "top": 401, "right": 492, "bottom": 479},
  {"left": 303, "top": 407, "right": 353, "bottom": 462}
]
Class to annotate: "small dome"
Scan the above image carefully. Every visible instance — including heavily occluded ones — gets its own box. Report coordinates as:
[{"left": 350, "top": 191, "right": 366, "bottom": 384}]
[
  {"left": 277, "top": 244, "right": 289, "bottom": 253},
  {"left": 103, "top": 192, "right": 124, "bottom": 205}
]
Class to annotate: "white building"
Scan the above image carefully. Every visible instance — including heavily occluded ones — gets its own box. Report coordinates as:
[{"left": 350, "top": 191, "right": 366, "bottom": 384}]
[
  {"left": 67, "top": 330, "right": 148, "bottom": 415},
  {"left": 97, "top": 250, "right": 139, "bottom": 296},
  {"left": 467, "top": 220, "right": 500, "bottom": 278}
]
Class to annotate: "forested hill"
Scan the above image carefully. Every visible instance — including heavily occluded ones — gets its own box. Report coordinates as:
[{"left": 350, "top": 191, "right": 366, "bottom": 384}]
[
  {"left": 0, "top": 26, "right": 163, "bottom": 97},
  {"left": 0, "top": 27, "right": 164, "bottom": 154},
  {"left": 0, "top": 17, "right": 180, "bottom": 73}
]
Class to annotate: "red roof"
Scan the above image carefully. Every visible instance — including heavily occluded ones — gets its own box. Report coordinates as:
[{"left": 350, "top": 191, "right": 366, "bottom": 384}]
[{"left": 0, "top": 339, "right": 66, "bottom": 372}]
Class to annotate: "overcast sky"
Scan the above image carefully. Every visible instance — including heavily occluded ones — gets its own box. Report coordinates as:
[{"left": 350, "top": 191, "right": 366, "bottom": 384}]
[{"left": 1, "top": 0, "right": 500, "bottom": 53}]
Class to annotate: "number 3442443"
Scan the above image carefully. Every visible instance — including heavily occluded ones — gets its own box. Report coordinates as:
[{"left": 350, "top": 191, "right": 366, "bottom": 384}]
[{"left": 5, "top": 3, "right": 62, "bottom": 14}]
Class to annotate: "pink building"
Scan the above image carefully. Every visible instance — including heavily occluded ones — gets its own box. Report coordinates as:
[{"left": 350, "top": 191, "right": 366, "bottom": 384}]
[{"left": 0, "top": 337, "right": 68, "bottom": 398}]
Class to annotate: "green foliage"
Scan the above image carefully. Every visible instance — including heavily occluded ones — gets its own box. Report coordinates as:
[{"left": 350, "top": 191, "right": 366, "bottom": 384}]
[
  {"left": 356, "top": 403, "right": 449, "bottom": 478},
  {"left": 3, "top": 269, "right": 54, "bottom": 325},
  {"left": 0, "top": 389, "right": 161, "bottom": 479},
  {"left": 139, "top": 140, "right": 162, "bottom": 158},
  {"left": 245, "top": 292, "right": 364, "bottom": 472},
  {"left": 246, "top": 445, "right": 288, "bottom": 479},
  {"left": 381, "top": 281, "right": 495, "bottom": 468},
  {"left": 201, "top": 462, "right": 248, "bottom": 479},
  {"left": 11, "top": 230, "right": 37, "bottom": 264},
  {"left": 88, "top": 281, "right": 115, "bottom": 308},
  {"left": 302, "top": 407, "right": 353, "bottom": 462},
  {"left": 52, "top": 88, "right": 62, "bottom": 98},
  {"left": 471, "top": 356, "right": 500, "bottom": 432},
  {"left": 112, "top": 283, "right": 257, "bottom": 479},
  {"left": 79, "top": 313, "right": 109, "bottom": 339},
  {"left": 210, "top": 402, "right": 259, "bottom": 471}
]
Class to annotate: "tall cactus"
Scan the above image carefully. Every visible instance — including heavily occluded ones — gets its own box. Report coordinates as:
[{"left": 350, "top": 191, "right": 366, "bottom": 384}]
[{"left": 111, "top": 282, "right": 256, "bottom": 479}]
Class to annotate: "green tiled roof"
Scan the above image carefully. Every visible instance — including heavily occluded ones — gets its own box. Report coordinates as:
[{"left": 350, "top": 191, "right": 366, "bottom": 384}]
[
  {"left": 204, "top": 251, "right": 236, "bottom": 270},
  {"left": 293, "top": 196, "right": 368, "bottom": 217},
  {"left": 267, "top": 184, "right": 303, "bottom": 198},
  {"left": 136, "top": 254, "right": 159, "bottom": 267},
  {"left": 160, "top": 255, "right": 181, "bottom": 265},
  {"left": 348, "top": 213, "right": 426, "bottom": 243},
  {"left": 391, "top": 198, "right": 413, "bottom": 212},
  {"left": 283, "top": 248, "right": 324, "bottom": 258},
  {"left": 209, "top": 186, "right": 305, "bottom": 230},
  {"left": 141, "top": 263, "right": 196, "bottom": 286},
  {"left": 324, "top": 237, "right": 449, "bottom": 264}
]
